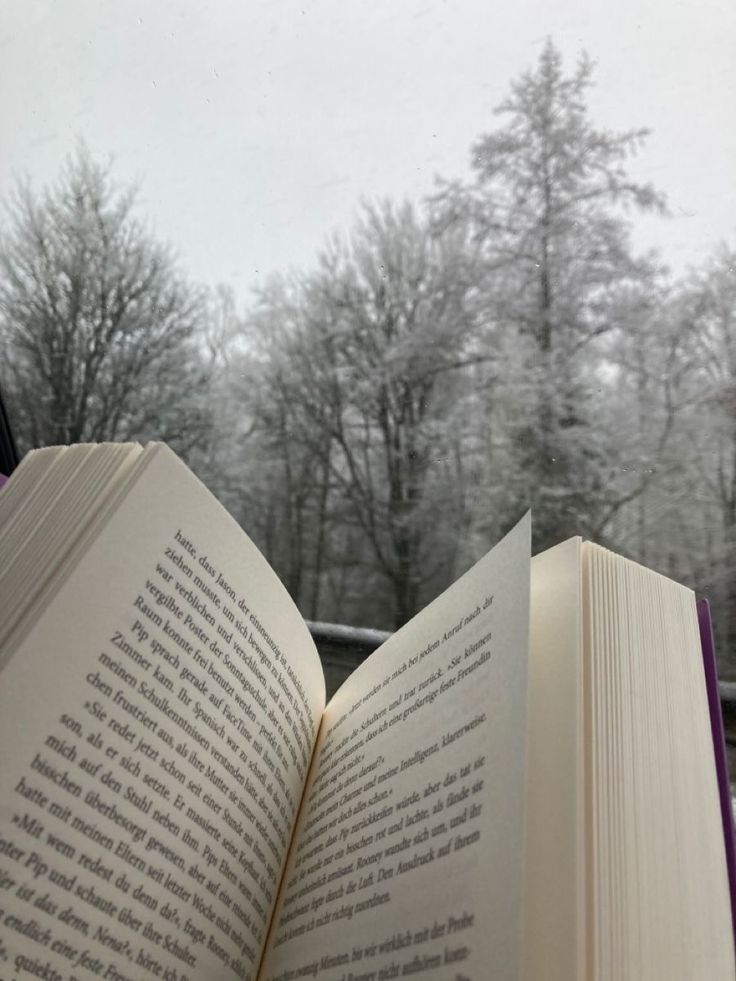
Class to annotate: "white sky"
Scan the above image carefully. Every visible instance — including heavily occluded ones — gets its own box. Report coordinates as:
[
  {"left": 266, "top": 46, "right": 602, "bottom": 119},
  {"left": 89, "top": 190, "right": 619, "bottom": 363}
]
[{"left": 2, "top": 0, "right": 735, "bottom": 305}]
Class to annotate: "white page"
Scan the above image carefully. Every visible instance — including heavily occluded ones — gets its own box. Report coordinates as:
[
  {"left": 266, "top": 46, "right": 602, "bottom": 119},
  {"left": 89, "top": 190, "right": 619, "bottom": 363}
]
[
  {"left": 0, "top": 445, "right": 325, "bottom": 981},
  {"left": 261, "top": 513, "right": 531, "bottom": 981}
]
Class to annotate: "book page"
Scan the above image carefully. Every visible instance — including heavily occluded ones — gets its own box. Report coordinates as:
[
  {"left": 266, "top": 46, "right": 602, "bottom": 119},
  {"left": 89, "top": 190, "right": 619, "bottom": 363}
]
[
  {"left": 0, "top": 445, "right": 325, "bottom": 981},
  {"left": 260, "top": 514, "right": 531, "bottom": 981}
]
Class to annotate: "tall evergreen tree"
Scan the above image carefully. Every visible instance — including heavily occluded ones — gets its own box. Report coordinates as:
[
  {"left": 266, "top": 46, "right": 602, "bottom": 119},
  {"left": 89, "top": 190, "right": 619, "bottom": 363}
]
[{"left": 434, "top": 40, "right": 665, "bottom": 548}]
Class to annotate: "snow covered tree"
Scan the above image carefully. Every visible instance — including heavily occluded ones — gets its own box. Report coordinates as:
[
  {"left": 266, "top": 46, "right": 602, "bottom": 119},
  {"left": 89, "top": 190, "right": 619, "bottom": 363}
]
[
  {"left": 237, "top": 202, "right": 476, "bottom": 627},
  {"left": 677, "top": 245, "right": 736, "bottom": 664},
  {"left": 0, "top": 145, "right": 212, "bottom": 457},
  {"left": 434, "top": 40, "right": 665, "bottom": 548}
]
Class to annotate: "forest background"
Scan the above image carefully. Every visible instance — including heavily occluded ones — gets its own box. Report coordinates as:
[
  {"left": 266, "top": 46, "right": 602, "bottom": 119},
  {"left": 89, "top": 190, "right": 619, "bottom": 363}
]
[{"left": 2, "top": 38, "right": 736, "bottom": 673}]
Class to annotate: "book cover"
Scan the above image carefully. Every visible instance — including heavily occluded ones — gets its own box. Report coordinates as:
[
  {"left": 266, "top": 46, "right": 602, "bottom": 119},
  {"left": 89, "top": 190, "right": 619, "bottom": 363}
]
[{"left": 697, "top": 597, "right": 736, "bottom": 941}]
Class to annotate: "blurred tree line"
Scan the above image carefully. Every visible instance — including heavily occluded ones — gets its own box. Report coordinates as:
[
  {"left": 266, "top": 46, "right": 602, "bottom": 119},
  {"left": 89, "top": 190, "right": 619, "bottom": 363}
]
[{"left": 1, "top": 43, "right": 735, "bottom": 668}]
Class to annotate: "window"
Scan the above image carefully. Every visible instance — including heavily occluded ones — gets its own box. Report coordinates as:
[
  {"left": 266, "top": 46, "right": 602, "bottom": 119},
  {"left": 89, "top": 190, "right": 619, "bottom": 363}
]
[{"left": 1, "top": 2, "right": 734, "bottom": 661}]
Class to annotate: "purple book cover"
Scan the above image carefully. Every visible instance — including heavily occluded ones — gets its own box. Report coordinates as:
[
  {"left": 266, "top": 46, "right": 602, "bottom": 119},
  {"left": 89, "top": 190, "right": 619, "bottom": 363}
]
[{"left": 697, "top": 598, "right": 736, "bottom": 941}]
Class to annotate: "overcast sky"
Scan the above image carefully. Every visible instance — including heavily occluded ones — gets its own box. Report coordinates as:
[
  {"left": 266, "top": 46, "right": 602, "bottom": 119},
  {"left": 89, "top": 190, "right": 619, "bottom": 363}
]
[{"left": 2, "top": 0, "right": 735, "bottom": 305}]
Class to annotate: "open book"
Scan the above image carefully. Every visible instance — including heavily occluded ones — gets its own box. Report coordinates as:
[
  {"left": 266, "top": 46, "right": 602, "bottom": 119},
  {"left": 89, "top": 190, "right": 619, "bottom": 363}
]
[{"left": 0, "top": 442, "right": 733, "bottom": 981}]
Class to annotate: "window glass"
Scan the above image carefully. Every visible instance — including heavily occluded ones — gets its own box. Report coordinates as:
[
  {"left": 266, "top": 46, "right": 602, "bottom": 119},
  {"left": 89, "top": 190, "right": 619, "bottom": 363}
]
[{"left": 1, "top": 1, "right": 734, "bottom": 662}]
